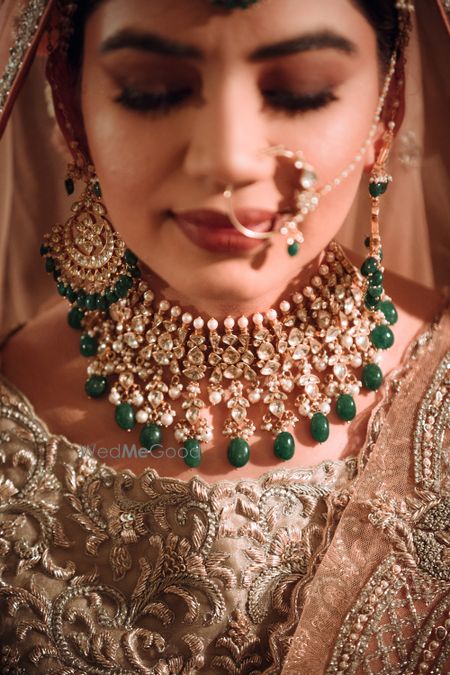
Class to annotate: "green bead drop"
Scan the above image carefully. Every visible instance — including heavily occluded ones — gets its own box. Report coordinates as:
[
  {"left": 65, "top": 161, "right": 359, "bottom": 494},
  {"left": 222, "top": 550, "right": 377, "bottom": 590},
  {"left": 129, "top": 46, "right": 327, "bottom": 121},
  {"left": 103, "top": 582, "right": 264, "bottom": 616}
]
[
  {"left": 76, "top": 290, "right": 87, "bottom": 308},
  {"left": 45, "top": 257, "right": 56, "bottom": 273},
  {"left": 93, "top": 182, "right": 102, "bottom": 198},
  {"left": 365, "top": 295, "right": 380, "bottom": 310},
  {"left": 362, "top": 363, "right": 383, "bottom": 391},
  {"left": 57, "top": 282, "right": 67, "bottom": 297},
  {"left": 370, "top": 324, "right": 394, "bottom": 350},
  {"left": 65, "top": 177, "right": 75, "bottom": 195},
  {"left": 370, "top": 270, "right": 384, "bottom": 286},
  {"left": 184, "top": 438, "right": 202, "bottom": 468},
  {"left": 40, "top": 244, "right": 50, "bottom": 256},
  {"left": 288, "top": 241, "right": 300, "bottom": 257},
  {"left": 140, "top": 424, "right": 163, "bottom": 450},
  {"left": 68, "top": 307, "right": 84, "bottom": 330},
  {"left": 360, "top": 257, "right": 378, "bottom": 277},
  {"left": 367, "top": 284, "right": 383, "bottom": 298},
  {"left": 336, "top": 394, "right": 356, "bottom": 422},
  {"left": 85, "top": 375, "right": 108, "bottom": 398},
  {"left": 66, "top": 286, "right": 77, "bottom": 304},
  {"left": 105, "top": 289, "right": 119, "bottom": 305},
  {"left": 96, "top": 295, "right": 110, "bottom": 311},
  {"left": 227, "top": 437, "right": 250, "bottom": 467},
  {"left": 124, "top": 249, "right": 138, "bottom": 266},
  {"left": 378, "top": 300, "right": 398, "bottom": 325},
  {"left": 364, "top": 236, "right": 370, "bottom": 248},
  {"left": 310, "top": 413, "right": 329, "bottom": 443},
  {"left": 129, "top": 266, "right": 142, "bottom": 278},
  {"left": 114, "top": 281, "right": 129, "bottom": 299},
  {"left": 369, "top": 181, "right": 388, "bottom": 198},
  {"left": 80, "top": 333, "right": 98, "bottom": 357},
  {"left": 115, "top": 403, "right": 135, "bottom": 430},
  {"left": 86, "top": 294, "right": 99, "bottom": 311},
  {"left": 274, "top": 431, "right": 295, "bottom": 460}
]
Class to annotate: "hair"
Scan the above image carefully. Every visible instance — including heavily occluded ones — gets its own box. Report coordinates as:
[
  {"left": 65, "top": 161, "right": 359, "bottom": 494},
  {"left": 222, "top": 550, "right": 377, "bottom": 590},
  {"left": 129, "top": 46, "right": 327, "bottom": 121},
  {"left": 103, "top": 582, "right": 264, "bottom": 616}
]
[
  {"left": 354, "top": 0, "right": 399, "bottom": 71},
  {"left": 66, "top": 0, "right": 400, "bottom": 73}
]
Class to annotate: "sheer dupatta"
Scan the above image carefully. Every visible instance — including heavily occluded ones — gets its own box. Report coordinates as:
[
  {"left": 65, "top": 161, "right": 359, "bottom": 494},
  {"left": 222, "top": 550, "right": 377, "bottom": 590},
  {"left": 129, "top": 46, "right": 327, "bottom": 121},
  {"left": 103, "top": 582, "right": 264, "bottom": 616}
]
[{"left": 280, "top": 300, "right": 450, "bottom": 673}]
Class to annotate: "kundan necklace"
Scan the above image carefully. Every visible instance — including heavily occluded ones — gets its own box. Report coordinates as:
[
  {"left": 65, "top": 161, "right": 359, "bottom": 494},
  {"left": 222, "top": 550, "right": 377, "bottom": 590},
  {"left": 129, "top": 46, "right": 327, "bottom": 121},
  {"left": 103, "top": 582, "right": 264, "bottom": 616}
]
[{"left": 61, "top": 240, "right": 397, "bottom": 469}]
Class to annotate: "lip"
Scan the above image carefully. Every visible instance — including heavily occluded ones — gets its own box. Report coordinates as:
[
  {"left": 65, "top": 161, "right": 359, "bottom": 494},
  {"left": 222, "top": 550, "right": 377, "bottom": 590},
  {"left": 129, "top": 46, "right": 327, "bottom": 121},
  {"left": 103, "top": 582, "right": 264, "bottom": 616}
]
[{"left": 171, "top": 208, "right": 277, "bottom": 253}]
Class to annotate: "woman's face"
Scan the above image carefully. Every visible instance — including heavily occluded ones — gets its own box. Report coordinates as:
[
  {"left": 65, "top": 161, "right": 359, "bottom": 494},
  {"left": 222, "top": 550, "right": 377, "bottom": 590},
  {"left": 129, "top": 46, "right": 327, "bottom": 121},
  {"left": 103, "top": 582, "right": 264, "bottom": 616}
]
[{"left": 80, "top": 0, "right": 381, "bottom": 317}]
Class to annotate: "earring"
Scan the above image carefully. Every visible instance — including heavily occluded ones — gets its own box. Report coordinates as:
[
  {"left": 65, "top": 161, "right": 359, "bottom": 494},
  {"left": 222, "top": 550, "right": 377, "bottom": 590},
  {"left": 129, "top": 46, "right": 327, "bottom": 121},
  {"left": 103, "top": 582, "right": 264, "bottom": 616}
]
[
  {"left": 360, "top": 122, "right": 398, "bottom": 328},
  {"left": 224, "top": 147, "right": 319, "bottom": 257},
  {"left": 40, "top": 153, "right": 141, "bottom": 326}
]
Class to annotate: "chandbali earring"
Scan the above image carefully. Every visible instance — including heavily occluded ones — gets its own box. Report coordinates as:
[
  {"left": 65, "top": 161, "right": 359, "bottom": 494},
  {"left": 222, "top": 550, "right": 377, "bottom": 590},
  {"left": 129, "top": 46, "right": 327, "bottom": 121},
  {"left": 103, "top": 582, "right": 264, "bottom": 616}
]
[
  {"left": 360, "top": 122, "right": 399, "bottom": 332},
  {"left": 223, "top": 149, "right": 318, "bottom": 258},
  {"left": 39, "top": 146, "right": 142, "bottom": 332}
]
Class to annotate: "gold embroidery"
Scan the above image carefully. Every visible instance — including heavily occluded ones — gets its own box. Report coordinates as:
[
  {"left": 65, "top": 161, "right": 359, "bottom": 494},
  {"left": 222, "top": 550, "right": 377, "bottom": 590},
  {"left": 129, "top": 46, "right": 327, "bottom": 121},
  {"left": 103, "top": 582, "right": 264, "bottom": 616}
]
[{"left": 0, "top": 376, "right": 355, "bottom": 673}]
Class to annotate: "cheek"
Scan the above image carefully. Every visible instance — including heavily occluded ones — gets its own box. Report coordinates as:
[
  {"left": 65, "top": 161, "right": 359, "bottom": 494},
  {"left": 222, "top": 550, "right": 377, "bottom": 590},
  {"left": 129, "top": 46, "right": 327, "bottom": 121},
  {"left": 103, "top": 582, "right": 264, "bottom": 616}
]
[
  {"left": 286, "top": 72, "right": 379, "bottom": 234},
  {"left": 285, "top": 79, "right": 379, "bottom": 188},
  {"left": 81, "top": 81, "right": 181, "bottom": 223}
]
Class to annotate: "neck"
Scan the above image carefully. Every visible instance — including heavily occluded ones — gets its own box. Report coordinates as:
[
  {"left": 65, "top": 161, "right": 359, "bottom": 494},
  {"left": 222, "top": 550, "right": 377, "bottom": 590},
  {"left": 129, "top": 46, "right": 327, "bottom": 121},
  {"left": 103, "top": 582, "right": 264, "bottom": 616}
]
[{"left": 138, "top": 249, "right": 326, "bottom": 322}]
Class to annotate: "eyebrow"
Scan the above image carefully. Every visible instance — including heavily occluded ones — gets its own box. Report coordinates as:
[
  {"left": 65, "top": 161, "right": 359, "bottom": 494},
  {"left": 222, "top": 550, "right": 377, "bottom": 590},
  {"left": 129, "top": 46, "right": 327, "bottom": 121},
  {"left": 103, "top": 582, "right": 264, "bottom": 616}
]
[
  {"left": 100, "top": 29, "right": 356, "bottom": 60},
  {"left": 100, "top": 29, "right": 202, "bottom": 58},
  {"left": 250, "top": 31, "right": 357, "bottom": 60}
]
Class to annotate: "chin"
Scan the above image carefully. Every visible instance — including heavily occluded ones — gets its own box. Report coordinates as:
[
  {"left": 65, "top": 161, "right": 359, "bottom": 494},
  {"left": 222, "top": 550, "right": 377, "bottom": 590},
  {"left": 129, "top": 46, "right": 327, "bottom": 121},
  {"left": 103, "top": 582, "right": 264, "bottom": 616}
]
[{"left": 167, "top": 262, "right": 275, "bottom": 309}]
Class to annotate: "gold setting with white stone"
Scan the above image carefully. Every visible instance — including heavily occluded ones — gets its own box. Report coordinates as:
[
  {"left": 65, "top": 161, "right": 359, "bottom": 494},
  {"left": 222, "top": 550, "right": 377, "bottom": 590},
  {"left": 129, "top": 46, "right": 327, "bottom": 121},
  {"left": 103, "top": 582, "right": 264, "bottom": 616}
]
[{"left": 80, "top": 241, "right": 389, "bottom": 445}]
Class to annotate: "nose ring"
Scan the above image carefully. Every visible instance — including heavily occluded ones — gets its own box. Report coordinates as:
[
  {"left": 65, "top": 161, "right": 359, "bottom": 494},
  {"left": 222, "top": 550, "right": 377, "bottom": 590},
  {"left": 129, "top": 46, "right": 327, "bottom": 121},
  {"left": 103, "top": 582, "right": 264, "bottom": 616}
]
[
  {"left": 223, "top": 185, "right": 275, "bottom": 240},
  {"left": 224, "top": 145, "right": 319, "bottom": 256}
]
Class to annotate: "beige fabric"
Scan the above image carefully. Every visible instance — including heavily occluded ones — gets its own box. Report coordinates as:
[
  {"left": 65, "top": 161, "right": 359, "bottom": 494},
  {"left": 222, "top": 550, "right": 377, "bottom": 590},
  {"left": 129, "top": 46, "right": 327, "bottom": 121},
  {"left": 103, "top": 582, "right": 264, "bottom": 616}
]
[
  {"left": 0, "top": 57, "right": 66, "bottom": 338},
  {"left": 282, "top": 303, "right": 450, "bottom": 674}
]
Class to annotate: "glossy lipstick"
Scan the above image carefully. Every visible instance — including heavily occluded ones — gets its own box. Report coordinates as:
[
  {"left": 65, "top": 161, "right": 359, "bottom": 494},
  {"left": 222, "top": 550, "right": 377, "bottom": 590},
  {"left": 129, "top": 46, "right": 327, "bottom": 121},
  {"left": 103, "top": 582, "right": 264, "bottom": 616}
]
[{"left": 171, "top": 208, "right": 277, "bottom": 253}]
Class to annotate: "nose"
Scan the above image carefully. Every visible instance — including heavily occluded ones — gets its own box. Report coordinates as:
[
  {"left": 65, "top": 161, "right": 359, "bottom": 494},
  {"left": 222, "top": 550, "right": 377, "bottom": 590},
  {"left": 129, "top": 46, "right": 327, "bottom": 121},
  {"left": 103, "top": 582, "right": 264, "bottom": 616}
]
[{"left": 183, "top": 72, "right": 275, "bottom": 190}]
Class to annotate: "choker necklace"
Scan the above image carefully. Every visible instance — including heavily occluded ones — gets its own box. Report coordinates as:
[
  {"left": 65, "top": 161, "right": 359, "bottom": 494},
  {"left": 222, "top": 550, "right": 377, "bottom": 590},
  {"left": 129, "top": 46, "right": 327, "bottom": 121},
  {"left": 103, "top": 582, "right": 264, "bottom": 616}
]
[{"left": 62, "top": 240, "right": 397, "bottom": 469}]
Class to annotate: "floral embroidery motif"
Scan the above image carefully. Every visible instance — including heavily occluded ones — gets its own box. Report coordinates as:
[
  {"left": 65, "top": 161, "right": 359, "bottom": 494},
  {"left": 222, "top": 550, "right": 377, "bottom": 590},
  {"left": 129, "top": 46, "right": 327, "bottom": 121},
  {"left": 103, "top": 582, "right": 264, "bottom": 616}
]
[
  {"left": 368, "top": 491, "right": 450, "bottom": 582},
  {"left": 212, "top": 609, "right": 264, "bottom": 673},
  {"left": 0, "top": 375, "right": 356, "bottom": 673}
]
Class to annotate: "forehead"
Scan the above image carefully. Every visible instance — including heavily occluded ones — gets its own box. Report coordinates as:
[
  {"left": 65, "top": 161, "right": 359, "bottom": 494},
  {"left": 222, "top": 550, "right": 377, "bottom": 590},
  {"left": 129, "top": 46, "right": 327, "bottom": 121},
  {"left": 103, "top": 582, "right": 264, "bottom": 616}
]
[{"left": 86, "top": 0, "right": 375, "bottom": 58}]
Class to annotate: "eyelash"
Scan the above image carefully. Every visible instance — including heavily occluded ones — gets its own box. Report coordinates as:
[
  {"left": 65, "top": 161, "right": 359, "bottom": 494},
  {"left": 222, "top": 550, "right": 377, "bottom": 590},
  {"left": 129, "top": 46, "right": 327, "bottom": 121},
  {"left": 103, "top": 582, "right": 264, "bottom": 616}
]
[{"left": 114, "top": 86, "right": 338, "bottom": 116}]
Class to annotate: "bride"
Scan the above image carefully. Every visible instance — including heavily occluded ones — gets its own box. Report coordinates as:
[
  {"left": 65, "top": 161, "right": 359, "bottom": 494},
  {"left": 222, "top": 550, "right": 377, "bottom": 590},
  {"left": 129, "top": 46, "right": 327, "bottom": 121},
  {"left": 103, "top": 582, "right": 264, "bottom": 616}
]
[{"left": 0, "top": 1, "right": 448, "bottom": 673}]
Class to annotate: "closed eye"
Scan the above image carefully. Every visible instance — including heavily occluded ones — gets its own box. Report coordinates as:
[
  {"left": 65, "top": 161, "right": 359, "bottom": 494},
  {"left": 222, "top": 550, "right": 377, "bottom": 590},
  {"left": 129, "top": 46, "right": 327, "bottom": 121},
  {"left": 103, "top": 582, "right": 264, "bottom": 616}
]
[{"left": 114, "top": 86, "right": 338, "bottom": 116}]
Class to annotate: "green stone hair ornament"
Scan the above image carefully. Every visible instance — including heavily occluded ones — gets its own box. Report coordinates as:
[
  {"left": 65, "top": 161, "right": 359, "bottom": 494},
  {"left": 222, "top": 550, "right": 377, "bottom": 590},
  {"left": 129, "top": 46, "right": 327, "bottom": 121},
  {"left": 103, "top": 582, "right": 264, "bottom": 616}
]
[{"left": 211, "top": 0, "right": 260, "bottom": 8}]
